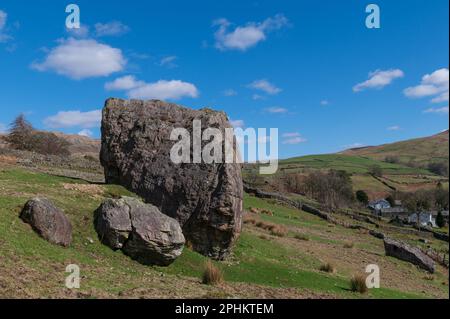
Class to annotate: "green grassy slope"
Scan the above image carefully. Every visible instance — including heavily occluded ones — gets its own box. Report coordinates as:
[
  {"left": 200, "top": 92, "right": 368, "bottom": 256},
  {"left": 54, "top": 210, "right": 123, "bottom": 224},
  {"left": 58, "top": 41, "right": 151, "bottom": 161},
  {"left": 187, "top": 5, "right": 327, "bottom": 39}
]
[
  {"left": 341, "top": 130, "right": 449, "bottom": 166},
  {"left": 279, "top": 154, "right": 432, "bottom": 175},
  {"left": 1, "top": 167, "right": 447, "bottom": 299}
]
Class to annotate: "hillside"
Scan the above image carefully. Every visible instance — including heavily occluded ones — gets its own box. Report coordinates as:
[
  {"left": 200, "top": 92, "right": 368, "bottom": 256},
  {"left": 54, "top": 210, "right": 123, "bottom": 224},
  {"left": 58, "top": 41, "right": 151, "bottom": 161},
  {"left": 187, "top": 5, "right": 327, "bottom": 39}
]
[
  {"left": 341, "top": 130, "right": 449, "bottom": 166},
  {"left": 1, "top": 132, "right": 101, "bottom": 158},
  {"left": 1, "top": 129, "right": 449, "bottom": 298},
  {"left": 279, "top": 154, "right": 432, "bottom": 175},
  {"left": 53, "top": 132, "right": 101, "bottom": 158},
  {"left": 0, "top": 165, "right": 448, "bottom": 299},
  {"left": 251, "top": 132, "right": 449, "bottom": 199}
]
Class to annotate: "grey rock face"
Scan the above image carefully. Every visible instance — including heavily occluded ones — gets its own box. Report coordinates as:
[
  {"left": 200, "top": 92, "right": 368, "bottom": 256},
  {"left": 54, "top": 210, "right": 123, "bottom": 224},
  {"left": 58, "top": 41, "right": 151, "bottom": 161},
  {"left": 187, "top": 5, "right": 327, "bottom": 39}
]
[
  {"left": 100, "top": 98, "right": 243, "bottom": 260},
  {"left": 94, "top": 197, "right": 185, "bottom": 266},
  {"left": 20, "top": 197, "right": 72, "bottom": 247},
  {"left": 384, "top": 237, "right": 435, "bottom": 273}
]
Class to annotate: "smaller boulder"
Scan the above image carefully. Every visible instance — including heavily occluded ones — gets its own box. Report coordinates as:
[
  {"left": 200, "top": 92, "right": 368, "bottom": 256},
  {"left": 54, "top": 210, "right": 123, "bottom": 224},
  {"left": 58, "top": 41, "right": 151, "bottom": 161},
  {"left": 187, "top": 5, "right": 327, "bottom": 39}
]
[
  {"left": 20, "top": 198, "right": 72, "bottom": 247},
  {"left": 384, "top": 237, "right": 435, "bottom": 273},
  {"left": 94, "top": 197, "right": 185, "bottom": 266},
  {"left": 94, "top": 198, "right": 132, "bottom": 250}
]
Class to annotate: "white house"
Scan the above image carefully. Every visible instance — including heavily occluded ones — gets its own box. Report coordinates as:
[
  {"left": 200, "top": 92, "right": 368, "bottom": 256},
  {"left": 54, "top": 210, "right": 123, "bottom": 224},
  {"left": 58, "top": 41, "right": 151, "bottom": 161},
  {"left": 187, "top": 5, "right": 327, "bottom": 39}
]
[
  {"left": 368, "top": 199, "right": 391, "bottom": 211},
  {"left": 408, "top": 212, "right": 437, "bottom": 228}
]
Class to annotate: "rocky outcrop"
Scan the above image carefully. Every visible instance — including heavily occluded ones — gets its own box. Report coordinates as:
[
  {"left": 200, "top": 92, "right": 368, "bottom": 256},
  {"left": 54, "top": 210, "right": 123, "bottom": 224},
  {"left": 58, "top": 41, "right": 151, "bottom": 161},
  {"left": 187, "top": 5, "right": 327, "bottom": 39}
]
[
  {"left": 383, "top": 237, "right": 435, "bottom": 273},
  {"left": 20, "top": 198, "right": 72, "bottom": 247},
  {"left": 100, "top": 98, "right": 243, "bottom": 260},
  {"left": 94, "top": 197, "right": 185, "bottom": 266}
]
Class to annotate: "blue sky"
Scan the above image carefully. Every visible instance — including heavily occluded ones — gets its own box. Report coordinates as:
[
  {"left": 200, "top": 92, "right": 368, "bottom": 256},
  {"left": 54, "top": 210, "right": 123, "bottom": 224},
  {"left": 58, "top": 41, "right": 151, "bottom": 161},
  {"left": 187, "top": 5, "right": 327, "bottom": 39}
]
[{"left": 0, "top": 0, "right": 448, "bottom": 159}]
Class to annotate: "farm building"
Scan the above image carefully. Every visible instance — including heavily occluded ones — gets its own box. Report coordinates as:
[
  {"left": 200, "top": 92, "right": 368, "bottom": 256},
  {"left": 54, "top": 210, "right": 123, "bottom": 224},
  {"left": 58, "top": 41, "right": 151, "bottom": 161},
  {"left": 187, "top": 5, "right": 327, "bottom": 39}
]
[
  {"left": 408, "top": 212, "right": 437, "bottom": 228},
  {"left": 368, "top": 199, "right": 391, "bottom": 211}
]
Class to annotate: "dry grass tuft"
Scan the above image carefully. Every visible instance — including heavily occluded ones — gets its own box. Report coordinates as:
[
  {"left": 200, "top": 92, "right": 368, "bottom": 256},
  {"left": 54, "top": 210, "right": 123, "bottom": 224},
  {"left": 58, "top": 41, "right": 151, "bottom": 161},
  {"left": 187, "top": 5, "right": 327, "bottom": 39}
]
[
  {"left": 269, "top": 225, "right": 288, "bottom": 237},
  {"left": 202, "top": 260, "right": 223, "bottom": 286},
  {"left": 250, "top": 220, "right": 288, "bottom": 237},
  {"left": 294, "top": 233, "right": 310, "bottom": 241},
  {"left": 185, "top": 240, "right": 193, "bottom": 250},
  {"left": 343, "top": 242, "right": 354, "bottom": 249},
  {"left": 0, "top": 155, "right": 17, "bottom": 165},
  {"left": 319, "top": 262, "right": 336, "bottom": 273},
  {"left": 350, "top": 275, "right": 368, "bottom": 294},
  {"left": 243, "top": 215, "right": 257, "bottom": 225},
  {"left": 423, "top": 274, "right": 434, "bottom": 281}
]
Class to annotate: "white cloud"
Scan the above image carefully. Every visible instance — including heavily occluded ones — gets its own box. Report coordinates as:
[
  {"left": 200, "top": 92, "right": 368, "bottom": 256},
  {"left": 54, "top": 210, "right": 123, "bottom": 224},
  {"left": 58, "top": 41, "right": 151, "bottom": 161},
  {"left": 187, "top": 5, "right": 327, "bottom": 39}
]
[
  {"left": 387, "top": 125, "right": 401, "bottom": 131},
  {"left": 283, "top": 137, "right": 307, "bottom": 145},
  {"left": 344, "top": 143, "right": 366, "bottom": 149},
  {"left": 353, "top": 69, "right": 404, "bottom": 92},
  {"left": 265, "top": 107, "right": 288, "bottom": 114},
  {"left": 129, "top": 81, "right": 198, "bottom": 100},
  {"left": 282, "top": 132, "right": 301, "bottom": 138},
  {"left": 248, "top": 79, "right": 281, "bottom": 95},
  {"left": 320, "top": 100, "right": 329, "bottom": 106},
  {"left": 404, "top": 85, "right": 441, "bottom": 97},
  {"left": 104, "top": 75, "right": 143, "bottom": 91},
  {"left": 44, "top": 110, "right": 102, "bottom": 129},
  {"left": 213, "top": 14, "right": 289, "bottom": 51},
  {"left": 431, "top": 91, "right": 449, "bottom": 103},
  {"left": 423, "top": 106, "right": 449, "bottom": 114},
  {"left": 95, "top": 21, "right": 130, "bottom": 37},
  {"left": 31, "top": 38, "right": 126, "bottom": 80},
  {"left": 105, "top": 75, "right": 199, "bottom": 100},
  {"left": 78, "top": 129, "right": 93, "bottom": 137},
  {"left": 282, "top": 132, "right": 306, "bottom": 145},
  {"left": 230, "top": 119, "right": 245, "bottom": 128},
  {"left": 159, "top": 55, "right": 178, "bottom": 68},
  {"left": 66, "top": 24, "right": 90, "bottom": 38},
  {"left": 404, "top": 68, "right": 449, "bottom": 103},
  {"left": 0, "top": 9, "right": 12, "bottom": 43},
  {"left": 252, "top": 94, "right": 265, "bottom": 100},
  {"left": 0, "top": 10, "right": 7, "bottom": 30},
  {"left": 223, "top": 89, "right": 237, "bottom": 96}
]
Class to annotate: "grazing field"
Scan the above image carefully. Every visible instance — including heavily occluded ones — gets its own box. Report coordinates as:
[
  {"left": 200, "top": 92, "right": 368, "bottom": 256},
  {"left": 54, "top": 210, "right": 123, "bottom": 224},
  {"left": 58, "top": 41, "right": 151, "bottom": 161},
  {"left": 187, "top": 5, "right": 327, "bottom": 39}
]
[
  {"left": 245, "top": 152, "right": 445, "bottom": 200},
  {"left": 342, "top": 130, "right": 449, "bottom": 167},
  {"left": 279, "top": 154, "right": 432, "bottom": 175},
  {"left": 1, "top": 165, "right": 448, "bottom": 299}
]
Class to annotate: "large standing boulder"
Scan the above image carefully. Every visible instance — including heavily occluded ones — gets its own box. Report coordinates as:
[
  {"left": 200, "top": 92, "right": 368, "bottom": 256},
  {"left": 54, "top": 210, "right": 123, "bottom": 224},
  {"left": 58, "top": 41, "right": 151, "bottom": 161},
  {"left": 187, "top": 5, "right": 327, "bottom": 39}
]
[
  {"left": 94, "top": 197, "right": 185, "bottom": 266},
  {"left": 100, "top": 98, "right": 243, "bottom": 260},
  {"left": 384, "top": 237, "right": 435, "bottom": 273},
  {"left": 20, "top": 197, "right": 72, "bottom": 247}
]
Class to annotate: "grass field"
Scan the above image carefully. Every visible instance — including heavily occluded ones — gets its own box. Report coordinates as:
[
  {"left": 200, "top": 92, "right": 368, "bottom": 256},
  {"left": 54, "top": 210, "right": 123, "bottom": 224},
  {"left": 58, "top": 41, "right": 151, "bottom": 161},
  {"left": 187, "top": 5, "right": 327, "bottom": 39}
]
[
  {"left": 243, "top": 152, "right": 447, "bottom": 200},
  {"left": 1, "top": 166, "right": 448, "bottom": 299},
  {"left": 279, "top": 154, "right": 432, "bottom": 175},
  {"left": 342, "top": 130, "right": 449, "bottom": 167}
]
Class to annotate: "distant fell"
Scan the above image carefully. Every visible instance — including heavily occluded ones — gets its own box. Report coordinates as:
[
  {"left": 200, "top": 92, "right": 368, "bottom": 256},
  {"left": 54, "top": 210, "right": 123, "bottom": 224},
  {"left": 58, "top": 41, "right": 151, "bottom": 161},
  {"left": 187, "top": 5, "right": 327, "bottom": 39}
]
[{"left": 341, "top": 130, "right": 449, "bottom": 166}]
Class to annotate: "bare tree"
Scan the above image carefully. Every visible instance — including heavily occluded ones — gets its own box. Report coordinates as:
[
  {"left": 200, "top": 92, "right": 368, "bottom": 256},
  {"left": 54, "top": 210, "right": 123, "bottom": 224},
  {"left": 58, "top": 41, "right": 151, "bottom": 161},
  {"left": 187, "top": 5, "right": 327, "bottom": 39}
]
[
  {"left": 6, "top": 114, "right": 35, "bottom": 150},
  {"left": 303, "top": 170, "right": 354, "bottom": 210},
  {"left": 6, "top": 114, "right": 70, "bottom": 156}
]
